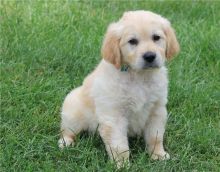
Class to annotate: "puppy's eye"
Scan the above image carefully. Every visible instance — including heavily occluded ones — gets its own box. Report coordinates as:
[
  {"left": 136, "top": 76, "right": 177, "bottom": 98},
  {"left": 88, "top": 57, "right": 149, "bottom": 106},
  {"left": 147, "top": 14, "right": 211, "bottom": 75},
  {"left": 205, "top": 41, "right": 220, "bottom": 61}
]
[
  {"left": 128, "top": 38, "right": 138, "bottom": 45},
  {"left": 152, "top": 34, "right": 160, "bottom": 41}
]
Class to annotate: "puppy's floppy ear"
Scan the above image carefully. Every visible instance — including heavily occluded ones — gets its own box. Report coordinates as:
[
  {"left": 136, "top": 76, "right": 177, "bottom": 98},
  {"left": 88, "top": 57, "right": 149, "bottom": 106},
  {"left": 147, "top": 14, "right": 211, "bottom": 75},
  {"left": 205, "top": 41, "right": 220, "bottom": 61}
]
[
  {"left": 164, "top": 23, "right": 180, "bottom": 59},
  {"left": 101, "top": 23, "right": 122, "bottom": 69}
]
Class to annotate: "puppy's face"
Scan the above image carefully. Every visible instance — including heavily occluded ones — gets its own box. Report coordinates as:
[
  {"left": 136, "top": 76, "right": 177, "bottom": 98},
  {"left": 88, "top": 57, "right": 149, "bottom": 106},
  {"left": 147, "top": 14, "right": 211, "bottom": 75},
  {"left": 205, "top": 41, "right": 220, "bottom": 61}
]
[
  {"left": 120, "top": 12, "right": 168, "bottom": 70},
  {"left": 102, "top": 11, "right": 180, "bottom": 70}
]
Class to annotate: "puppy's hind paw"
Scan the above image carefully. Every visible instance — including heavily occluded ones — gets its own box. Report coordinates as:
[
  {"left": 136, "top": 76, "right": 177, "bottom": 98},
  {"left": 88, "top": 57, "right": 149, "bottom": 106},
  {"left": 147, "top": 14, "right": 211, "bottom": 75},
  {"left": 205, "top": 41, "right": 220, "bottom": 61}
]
[{"left": 58, "top": 136, "right": 74, "bottom": 149}]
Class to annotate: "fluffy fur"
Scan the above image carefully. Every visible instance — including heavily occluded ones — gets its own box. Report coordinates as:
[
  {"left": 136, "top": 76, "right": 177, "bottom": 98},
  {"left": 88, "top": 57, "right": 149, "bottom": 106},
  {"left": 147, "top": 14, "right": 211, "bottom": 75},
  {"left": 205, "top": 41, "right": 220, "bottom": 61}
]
[{"left": 58, "top": 10, "right": 180, "bottom": 167}]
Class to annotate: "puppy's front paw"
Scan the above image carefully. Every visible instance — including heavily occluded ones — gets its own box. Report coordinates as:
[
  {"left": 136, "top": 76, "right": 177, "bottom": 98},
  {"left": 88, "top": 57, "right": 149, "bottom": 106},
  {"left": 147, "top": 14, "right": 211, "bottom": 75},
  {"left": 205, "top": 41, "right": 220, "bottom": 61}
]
[
  {"left": 58, "top": 136, "right": 74, "bottom": 149},
  {"left": 151, "top": 151, "right": 170, "bottom": 160}
]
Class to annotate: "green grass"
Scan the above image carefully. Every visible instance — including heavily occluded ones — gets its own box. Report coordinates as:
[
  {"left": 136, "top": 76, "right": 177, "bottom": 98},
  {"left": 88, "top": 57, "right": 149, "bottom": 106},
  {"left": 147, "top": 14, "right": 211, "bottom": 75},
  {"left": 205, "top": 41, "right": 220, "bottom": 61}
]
[{"left": 1, "top": 1, "right": 220, "bottom": 171}]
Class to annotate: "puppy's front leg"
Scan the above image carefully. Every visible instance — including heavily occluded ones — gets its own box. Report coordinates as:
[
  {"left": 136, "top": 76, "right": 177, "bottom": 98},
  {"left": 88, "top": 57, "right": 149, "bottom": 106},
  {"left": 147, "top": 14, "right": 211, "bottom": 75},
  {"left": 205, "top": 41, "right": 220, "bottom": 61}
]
[
  {"left": 144, "top": 104, "right": 170, "bottom": 160},
  {"left": 98, "top": 115, "right": 129, "bottom": 168}
]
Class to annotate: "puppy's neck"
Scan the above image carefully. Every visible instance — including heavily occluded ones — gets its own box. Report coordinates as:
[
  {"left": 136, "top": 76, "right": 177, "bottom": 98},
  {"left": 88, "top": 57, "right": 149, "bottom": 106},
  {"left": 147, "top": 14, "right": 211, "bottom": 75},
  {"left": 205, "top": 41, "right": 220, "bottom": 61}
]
[{"left": 101, "top": 59, "right": 164, "bottom": 81}]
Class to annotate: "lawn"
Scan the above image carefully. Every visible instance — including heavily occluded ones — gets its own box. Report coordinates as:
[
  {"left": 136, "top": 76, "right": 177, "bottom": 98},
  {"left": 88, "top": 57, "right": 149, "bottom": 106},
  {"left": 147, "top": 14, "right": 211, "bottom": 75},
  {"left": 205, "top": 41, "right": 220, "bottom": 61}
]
[{"left": 1, "top": 1, "right": 220, "bottom": 171}]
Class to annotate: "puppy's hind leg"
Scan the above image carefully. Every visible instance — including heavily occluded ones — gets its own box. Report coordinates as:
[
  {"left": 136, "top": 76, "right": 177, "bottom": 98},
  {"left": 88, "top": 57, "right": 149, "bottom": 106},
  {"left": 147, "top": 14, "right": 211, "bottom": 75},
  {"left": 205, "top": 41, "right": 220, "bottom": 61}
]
[
  {"left": 58, "top": 88, "right": 89, "bottom": 148},
  {"left": 58, "top": 111, "right": 84, "bottom": 148}
]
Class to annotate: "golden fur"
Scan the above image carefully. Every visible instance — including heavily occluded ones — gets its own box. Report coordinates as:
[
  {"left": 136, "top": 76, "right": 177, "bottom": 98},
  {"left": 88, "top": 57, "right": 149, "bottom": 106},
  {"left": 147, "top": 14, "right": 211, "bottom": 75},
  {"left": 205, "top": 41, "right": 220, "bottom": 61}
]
[{"left": 58, "top": 10, "right": 179, "bottom": 167}]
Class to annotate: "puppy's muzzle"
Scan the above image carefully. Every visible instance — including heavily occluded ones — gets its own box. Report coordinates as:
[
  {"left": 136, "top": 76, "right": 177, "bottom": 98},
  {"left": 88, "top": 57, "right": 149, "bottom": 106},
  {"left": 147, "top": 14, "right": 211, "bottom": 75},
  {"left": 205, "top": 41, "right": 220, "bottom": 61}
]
[{"left": 142, "top": 52, "right": 159, "bottom": 69}]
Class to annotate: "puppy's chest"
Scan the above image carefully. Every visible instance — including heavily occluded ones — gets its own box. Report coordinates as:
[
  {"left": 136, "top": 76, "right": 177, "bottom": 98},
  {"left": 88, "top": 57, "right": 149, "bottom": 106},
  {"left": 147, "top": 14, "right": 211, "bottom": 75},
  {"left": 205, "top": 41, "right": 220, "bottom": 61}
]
[
  {"left": 121, "top": 77, "right": 160, "bottom": 112},
  {"left": 119, "top": 76, "right": 164, "bottom": 135}
]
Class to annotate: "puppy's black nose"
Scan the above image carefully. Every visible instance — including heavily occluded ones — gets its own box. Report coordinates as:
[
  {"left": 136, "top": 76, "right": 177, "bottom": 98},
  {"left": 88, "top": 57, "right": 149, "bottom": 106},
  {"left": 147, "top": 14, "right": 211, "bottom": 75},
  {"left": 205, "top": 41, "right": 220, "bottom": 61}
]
[{"left": 143, "top": 52, "right": 156, "bottom": 63}]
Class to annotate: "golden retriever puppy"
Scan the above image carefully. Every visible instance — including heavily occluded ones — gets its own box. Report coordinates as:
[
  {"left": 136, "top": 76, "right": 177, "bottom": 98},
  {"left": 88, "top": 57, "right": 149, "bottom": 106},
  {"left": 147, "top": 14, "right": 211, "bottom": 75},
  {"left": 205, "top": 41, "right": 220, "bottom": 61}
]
[{"left": 58, "top": 10, "right": 179, "bottom": 167}]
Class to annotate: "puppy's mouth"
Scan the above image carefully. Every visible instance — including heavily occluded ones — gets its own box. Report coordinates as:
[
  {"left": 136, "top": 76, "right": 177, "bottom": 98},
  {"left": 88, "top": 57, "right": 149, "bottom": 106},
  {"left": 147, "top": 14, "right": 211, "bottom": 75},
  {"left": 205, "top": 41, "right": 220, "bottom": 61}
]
[{"left": 142, "top": 63, "right": 160, "bottom": 69}]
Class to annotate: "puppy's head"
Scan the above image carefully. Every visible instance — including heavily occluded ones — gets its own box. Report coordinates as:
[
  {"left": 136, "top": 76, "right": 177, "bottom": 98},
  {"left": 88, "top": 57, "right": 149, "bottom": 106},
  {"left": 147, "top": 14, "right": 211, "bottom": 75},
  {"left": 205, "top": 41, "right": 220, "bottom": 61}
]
[{"left": 101, "top": 10, "right": 180, "bottom": 70}]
